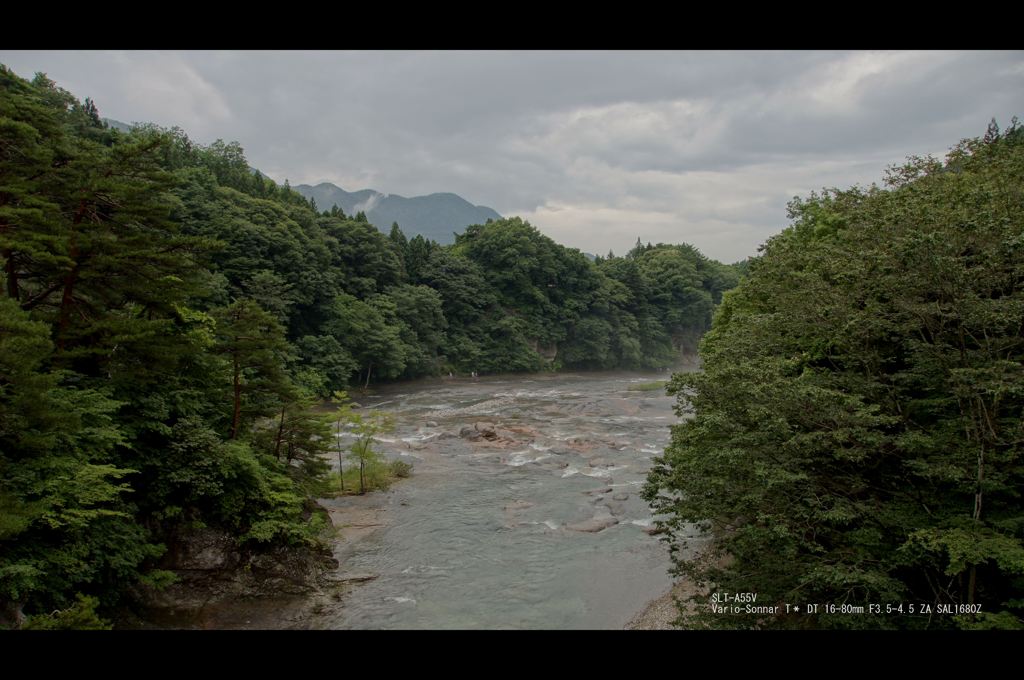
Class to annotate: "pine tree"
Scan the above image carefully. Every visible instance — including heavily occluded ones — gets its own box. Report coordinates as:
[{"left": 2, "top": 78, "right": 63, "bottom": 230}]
[{"left": 212, "top": 299, "right": 294, "bottom": 440}]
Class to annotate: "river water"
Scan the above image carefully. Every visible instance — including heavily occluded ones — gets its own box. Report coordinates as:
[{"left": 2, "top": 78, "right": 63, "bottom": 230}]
[{"left": 305, "top": 368, "right": 695, "bottom": 630}]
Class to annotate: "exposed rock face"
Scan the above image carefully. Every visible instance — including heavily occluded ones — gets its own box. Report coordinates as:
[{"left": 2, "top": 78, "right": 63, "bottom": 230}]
[
  {"left": 0, "top": 600, "right": 26, "bottom": 629},
  {"left": 129, "top": 523, "right": 338, "bottom": 617},
  {"left": 527, "top": 338, "right": 558, "bottom": 363},
  {"left": 537, "top": 344, "right": 558, "bottom": 362},
  {"left": 170, "top": 527, "right": 242, "bottom": 571}
]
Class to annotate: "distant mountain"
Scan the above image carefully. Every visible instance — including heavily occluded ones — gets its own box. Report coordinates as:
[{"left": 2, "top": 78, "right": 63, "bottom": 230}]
[
  {"left": 102, "top": 117, "right": 133, "bottom": 133},
  {"left": 295, "top": 182, "right": 502, "bottom": 244}
]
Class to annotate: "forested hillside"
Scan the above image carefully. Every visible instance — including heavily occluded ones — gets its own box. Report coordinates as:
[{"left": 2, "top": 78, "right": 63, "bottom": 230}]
[
  {"left": 645, "top": 121, "right": 1024, "bottom": 629},
  {"left": 0, "top": 66, "right": 735, "bottom": 627}
]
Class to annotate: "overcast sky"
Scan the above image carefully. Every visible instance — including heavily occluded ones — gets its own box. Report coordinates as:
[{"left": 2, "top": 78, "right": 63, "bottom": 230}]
[{"left": 3, "top": 50, "right": 1022, "bottom": 262}]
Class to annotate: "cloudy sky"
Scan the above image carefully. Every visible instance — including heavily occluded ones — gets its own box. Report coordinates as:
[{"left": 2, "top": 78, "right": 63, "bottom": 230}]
[{"left": 3, "top": 50, "right": 1022, "bottom": 262}]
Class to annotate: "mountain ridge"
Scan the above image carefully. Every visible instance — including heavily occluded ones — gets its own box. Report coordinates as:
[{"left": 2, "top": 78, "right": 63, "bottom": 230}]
[{"left": 295, "top": 181, "right": 502, "bottom": 244}]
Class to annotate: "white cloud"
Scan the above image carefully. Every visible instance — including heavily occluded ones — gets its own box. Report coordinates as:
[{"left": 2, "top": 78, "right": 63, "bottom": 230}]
[
  {"left": 801, "top": 51, "right": 920, "bottom": 113},
  {"left": 108, "top": 52, "right": 233, "bottom": 136}
]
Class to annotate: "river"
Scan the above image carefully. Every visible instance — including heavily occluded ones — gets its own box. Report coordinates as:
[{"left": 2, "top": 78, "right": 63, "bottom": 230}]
[
  {"left": 159, "top": 368, "right": 698, "bottom": 629},
  {"left": 302, "top": 368, "right": 695, "bottom": 629}
]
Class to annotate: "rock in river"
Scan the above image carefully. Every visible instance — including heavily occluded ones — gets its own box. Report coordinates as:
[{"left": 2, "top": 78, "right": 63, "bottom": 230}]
[
  {"left": 565, "top": 516, "right": 619, "bottom": 533},
  {"left": 582, "top": 486, "right": 613, "bottom": 496}
]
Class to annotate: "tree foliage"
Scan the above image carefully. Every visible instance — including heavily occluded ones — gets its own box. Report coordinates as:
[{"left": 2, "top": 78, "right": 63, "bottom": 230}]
[
  {"left": 644, "top": 121, "right": 1024, "bottom": 629},
  {"left": 0, "top": 66, "right": 335, "bottom": 626}
]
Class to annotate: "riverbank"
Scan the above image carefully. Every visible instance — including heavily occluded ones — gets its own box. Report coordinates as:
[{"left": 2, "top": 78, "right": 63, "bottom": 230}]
[
  {"left": 626, "top": 577, "right": 709, "bottom": 629},
  {"left": 626, "top": 549, "right": 731, "bottom": 629},
  {"left": 124, "top": 370, "right": 687, "bottom": 628},
  {"left": 626, "top": 581, "right": 686, "bottom": 629}
]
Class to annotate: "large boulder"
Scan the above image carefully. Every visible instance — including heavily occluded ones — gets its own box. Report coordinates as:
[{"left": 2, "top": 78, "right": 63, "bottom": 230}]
[{"left": 473, "top": 422, "right": 498, "bottom": 440}]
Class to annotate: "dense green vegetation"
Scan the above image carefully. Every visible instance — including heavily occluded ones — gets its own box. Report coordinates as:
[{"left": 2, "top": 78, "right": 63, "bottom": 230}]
[
  {"left": 645, "top": 121, "right": 1024, "bottom": 629},
  {"left": 0, "top": 67, "right": 348, "bottom": 628},
  {"left": 628, "top": 380, "right": 668, "bottom": 392},
  {"left": 0, "top": 67, "right": 733, "bottom": 627},
  {"left": 142, "top": 120, "right": 737, "bottom": 391}
]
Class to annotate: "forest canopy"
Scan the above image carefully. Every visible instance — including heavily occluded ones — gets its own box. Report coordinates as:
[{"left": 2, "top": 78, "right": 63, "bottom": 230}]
[{"left": 644, "top": 120, "right": 1024, "bottom": 630}]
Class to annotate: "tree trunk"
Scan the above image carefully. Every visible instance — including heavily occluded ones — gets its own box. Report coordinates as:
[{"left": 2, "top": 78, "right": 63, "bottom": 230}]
[
  {"left": 274, "top": 407, "right": 286, "bottom": 458},
  {"left": 359, "top": 444, "right": 366, "bottom": 495},
  {"left": 338, "top": 449, "right": 345, "bottom": 493},
  {"left": 365, "top": 362, "right": 373, "bottom": 389},
  {"left": 336, "top": 417, "right": 345, "bottom": 493}
]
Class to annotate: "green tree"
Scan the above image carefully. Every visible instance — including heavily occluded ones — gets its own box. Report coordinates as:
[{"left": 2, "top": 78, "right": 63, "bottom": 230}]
[
  {"left": 0, "top": 285, "right": 154, "bottom": 627},
  {"left": 253, "top": 393, "right": 333, "bottom": 494},
  {"left": 294, "top": 334, "right": 358, "bottom": 397},
  {"left": 323, "top": 292, "right": 406, "bottom": 387},
  {"left": 345, "top": 409, "right": 395, "bottom": 495},
  {"left": 385, "top": 283, "right": 448, "bottom": 378},
  {"left": 645, "top": 121, "right": 1024, "bottom": 630},
  {"left": 212, "top": 299, "right": 293, "bottom": 440}
]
